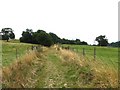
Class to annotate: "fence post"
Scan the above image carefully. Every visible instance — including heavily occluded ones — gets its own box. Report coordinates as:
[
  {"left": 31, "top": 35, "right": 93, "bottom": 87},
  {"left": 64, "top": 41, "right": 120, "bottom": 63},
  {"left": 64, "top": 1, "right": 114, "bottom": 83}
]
[
  {"left": 31, "top": 46, "right": 34, "bottom": 50},
  {"left": 94, "top": 47, "right": 96, "bottom": 60},
  {"left": 83, "top": 48, "right": 85, "bottom": 56},
  {"left": 16, "top": 48, "right": 18, "bottom": 59}
]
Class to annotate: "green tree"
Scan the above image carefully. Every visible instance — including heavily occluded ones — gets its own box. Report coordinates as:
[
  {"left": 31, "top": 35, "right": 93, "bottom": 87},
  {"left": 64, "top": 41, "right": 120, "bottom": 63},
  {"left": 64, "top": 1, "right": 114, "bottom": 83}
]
[
  {"left": 95, "top": 35, "right": 108, "bottom": 46},
  {"left": 35, "top": 30, "right": 53, "bottom": 47},
  {"left": 20, "top": 29, "right": 53, "bottom": 47},
  {"left": 75, "top": 39, "right": 81, "bottom": 45},
  {"left": 49, "top": 32, "right": 61, "bottom": 44},
  {"left": 20, "top": 29, "right": 33, "bottom": 43},
  {"left": 1, "top": 28, "right": 15, "bottom": 41}
]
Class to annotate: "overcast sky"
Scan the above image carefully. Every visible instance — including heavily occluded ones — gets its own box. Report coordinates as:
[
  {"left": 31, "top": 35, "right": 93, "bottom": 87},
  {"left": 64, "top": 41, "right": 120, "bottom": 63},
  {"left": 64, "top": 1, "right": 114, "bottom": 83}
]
[{"left": 0, "top": 0, "right": 119, "bottom": 44}]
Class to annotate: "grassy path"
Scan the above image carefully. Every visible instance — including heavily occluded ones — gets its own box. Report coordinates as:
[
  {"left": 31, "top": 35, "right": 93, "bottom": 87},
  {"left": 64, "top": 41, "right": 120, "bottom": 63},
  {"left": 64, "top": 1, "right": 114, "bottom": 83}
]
[
  {"left": 35, "top": 48, "right": 94, "bottom": 88},
  {"left": 34, "top": 47, "right": 118, "bottom": 88},
  {"left": 35, "top": 48, "right": 67, "bottom": 88},
  {"left": 3, "top": 46, "right": 118, "bottom": 88},
  {"left": 44, "top": 55, "right": 63, "bottom": 88}
]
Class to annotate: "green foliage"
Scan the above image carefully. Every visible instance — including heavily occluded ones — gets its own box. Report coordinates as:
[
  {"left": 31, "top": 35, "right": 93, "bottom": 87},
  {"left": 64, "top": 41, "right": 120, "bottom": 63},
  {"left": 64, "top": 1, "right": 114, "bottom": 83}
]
[
  {"left": 108, "top": 41, "right": 120, "bottom": 47},
  {"left": 1, "top": 28, "right": 15, "bottom": 41},
  {"left": 20, "top": 29, "right": 33, "bottom": 43},
  {"left": 49, "top": 32, "right": 61, "bottom": 44},
  {"left": 9, "top": 32, "right": 15, "bottom": 39},
  {"left": 2, "top": 34, "right": 9, "bottom": 41},
  {"left": 35, "top": 31, "right": 53, "bottom": 47},
  {"left": 19, "top": 29, "right": 88, "bottom": 46},
  {"left": 61, "top": 38, "right": 88, "bottom": 45},
  {"left": 95, "top": 35, "right": 108, "bottom": 46},
  {"left": 20, "top": 29, "right": 53, "bottom": 47}
]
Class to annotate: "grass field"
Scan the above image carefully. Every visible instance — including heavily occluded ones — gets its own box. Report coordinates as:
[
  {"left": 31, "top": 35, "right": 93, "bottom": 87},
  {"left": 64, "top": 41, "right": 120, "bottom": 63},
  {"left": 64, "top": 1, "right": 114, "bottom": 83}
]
[
  {"left": 62, "top": 44, "right": 118, "bottom": 69},
  {"left": 2, "top": 40, "right": 35, "bottom": 66},
  {"left": 2, "top": 41, "right": 119, "bottom": 88}
]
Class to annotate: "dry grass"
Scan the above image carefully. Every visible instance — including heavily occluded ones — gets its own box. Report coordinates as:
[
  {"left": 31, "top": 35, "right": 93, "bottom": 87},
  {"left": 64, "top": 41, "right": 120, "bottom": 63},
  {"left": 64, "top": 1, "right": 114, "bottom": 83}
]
[
  {"left": 2, "top": 44, "right": 118, "bottom": 88},
  {"left": 89, "top": 60, "right": 118, "bottom": 88},
  {"left": 60, "top": 49, "right": 79, "bottom": 61},
  {"left": 79, "top": 57, "right": 118, "bottom": 88},
  {"left": 2, "top": 50, "right": 41, "bottom": 88},
  {"left": 58, "top": 47, "right": 118, "bottom": 88}
]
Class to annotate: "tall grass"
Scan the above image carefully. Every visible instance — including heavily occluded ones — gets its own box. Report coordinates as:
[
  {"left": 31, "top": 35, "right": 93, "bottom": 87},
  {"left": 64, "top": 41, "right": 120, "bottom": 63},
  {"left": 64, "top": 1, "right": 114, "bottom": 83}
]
[
  {"left": 2, "top": 44, "right": 118, "bottom": 88},
  {"left": 62, "top": 44, "right": 118, "bottom": 68},
  {"left": 2, "top": 41, "right": 35, "bottom": 66},
  {"left": 58, "top": 46, "right": 118, "bottom": 88},
  {"left": 2, "top": 50, "right": 41, "bottom": 88}
]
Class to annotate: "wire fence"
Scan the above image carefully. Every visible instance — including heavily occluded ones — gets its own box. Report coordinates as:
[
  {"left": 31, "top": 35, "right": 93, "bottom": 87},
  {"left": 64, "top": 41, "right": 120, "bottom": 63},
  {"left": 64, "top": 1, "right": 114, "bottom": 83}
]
[
  {"left": 2, "top": 45, "right": 43, "bottom": 66},
  {"left": 15, "top": 45, "right": 43, "bottom": 59},
  {"left": 3, "top": 44, "right": 118, "bottom": 69},
  {"left": 61, "top": 46, "right": 97, "bottom": 60},
  {"left": 61, "top": 45, "right": 118, "bottom": 69}
]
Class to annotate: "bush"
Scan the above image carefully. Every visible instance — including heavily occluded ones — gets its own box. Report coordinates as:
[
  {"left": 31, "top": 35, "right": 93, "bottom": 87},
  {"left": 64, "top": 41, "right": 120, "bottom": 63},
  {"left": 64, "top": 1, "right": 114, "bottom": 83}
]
[{"left": 20, "top": 29, "right": 53, "bottom": 47}]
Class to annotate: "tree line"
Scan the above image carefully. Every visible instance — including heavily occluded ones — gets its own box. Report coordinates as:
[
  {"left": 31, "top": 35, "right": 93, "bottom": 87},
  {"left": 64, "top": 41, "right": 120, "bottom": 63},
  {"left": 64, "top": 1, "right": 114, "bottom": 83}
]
[
  {"left": 108, "top": 41, "right": 120, "bottom": 47},
  {"left": 19, "top": 29, "right": 88, "bottom": 47},
  {"left": 0, "top": 28, "right": 114, "bottom": 47}
]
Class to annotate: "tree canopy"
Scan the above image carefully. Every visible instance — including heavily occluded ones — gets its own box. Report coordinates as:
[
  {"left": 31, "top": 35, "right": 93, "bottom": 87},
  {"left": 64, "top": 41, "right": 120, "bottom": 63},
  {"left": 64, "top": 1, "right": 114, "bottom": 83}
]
[
  {"left": 95, "top": 35, "right": 108, "bottom": 46},
  {"left": 108, "top": 41, "right": 120, "bottom": 47},
  {"left": 49, "top": 32, "right": 61, "bottom": 44},
  {"left": 19, "top": 29, "right": 88, "bottom": 47},
  {"left": 0, "top": 28, "right": 15, "bottom": 41},
  {"left": 20, "top": 29, "right": 53, "bottom": 47}
]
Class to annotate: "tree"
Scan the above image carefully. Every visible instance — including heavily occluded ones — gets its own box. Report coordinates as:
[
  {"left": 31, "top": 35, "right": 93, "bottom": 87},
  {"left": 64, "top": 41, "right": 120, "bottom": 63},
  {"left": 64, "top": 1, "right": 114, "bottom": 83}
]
[
  {"left": 9, "top": 32, "right": 15, "bottom": 39},
  {"left": 1, "top": 28, "right": 15, "bottom": 41},
  {"left": 20, "top": 29, "right": 53, "bottom": 47},
  {"left": 35, "top": 30, "right": 53, "bottom": 47},
  {"left": 19, "top": 29, "right": 88, "bottom": 46},
  {"left": 20, "top": 29, "right": 33, "bottom": 43},
  {"left": 49, "top": 32, "right": 61, "bottom": 44},
  {"left": 81, "top": 41, "right": 88, "bottom": 45},
  {"left": 108, "top": 41, "right": 120, "bottom": 47},
  {"left": 75, "top": 39, "right": 81, "bottom": 45},
  {"left": 95, "top": 35, "right": 108, "bottom": 46}
]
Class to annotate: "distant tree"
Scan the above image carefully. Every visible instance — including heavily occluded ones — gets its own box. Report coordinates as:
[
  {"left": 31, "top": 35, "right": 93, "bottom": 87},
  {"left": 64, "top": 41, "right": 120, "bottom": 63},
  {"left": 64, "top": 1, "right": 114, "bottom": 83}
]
[
  {"left": 49, "top": 32, "right": 61, "bottom": 44},
  {"left": 108, "top": 41, "right": 120, "bottom": 47},
  {"left": 61, "top": 38, "right": 88, "bottom": 45},
  {"left": 37, "top": 30, "right": 46, "bottom": 33},
  {"left": 35, "top": 30, "right": 53, "bottom": 47},
  {"left": 75, "top": 39, "right": 81, "bottom": 45},
  {"left": 95, "top": 35, "right": 108, "bottom": 46},
  {"left": 20, "top": 29, "right": 53, "bottom": 47},
  {"left": 61, "top": 38, "right": 70, "bottom": 44},
  {"left": 1, "top": 28, "right": 15, "bottom": 41},
  {"left": 81, "top": 41, "right": 88, "bottom": 45},
  {"left": 9, "top": 32, "right": 15, "bottom": 39},
  {"left": 19, "top": 29, "right": 88, "bottom": 46},
  {"left": 20, "top": 29, "right": 33, "bottom": 43}
]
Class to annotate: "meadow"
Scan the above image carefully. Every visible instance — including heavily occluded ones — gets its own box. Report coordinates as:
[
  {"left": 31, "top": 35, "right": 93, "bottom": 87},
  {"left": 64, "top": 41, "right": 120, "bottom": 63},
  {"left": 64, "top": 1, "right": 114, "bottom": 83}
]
[
  {"left": 2, "top": 40, "right": 34, "bottom": 66},
  {"left": 2, "top": 41, "right": 119, "bottom": 88},
  {"left": 62, "top": 44, "right": 118, "bottom": 69}
]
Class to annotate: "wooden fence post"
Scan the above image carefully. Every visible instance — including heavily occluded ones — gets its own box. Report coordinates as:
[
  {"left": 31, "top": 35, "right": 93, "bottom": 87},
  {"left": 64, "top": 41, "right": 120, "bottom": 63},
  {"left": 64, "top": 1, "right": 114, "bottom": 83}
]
[
  {"left": 83, "top": 48, "right": 85, "bottom": 56},
  {"left": 94, "top": 47, "right": 96, "bottom": 60},
  {"left": 31, "top": 46, "right": 34, "bottom": 50}
]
